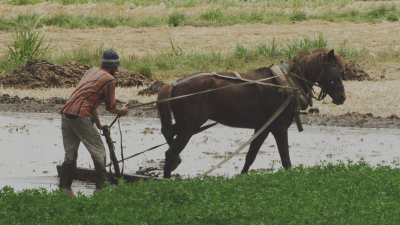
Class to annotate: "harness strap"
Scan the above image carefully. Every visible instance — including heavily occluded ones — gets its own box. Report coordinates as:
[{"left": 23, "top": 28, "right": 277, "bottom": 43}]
[{"left": 271, "top": 64, "right": 305, "bottom": 132}]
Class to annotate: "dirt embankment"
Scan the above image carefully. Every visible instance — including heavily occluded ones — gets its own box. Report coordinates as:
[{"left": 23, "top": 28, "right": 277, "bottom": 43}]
[
  {"left": 0, "top": 60, "right": 151, "bottom": 89},
  {"left": 343, "top": 61, "right": 371, "bottom": 81},
  {"left": 0, "top": 59, "right": 367, "bottom": 90}
]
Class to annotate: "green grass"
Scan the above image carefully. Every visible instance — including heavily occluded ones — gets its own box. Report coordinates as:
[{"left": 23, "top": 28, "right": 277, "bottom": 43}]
[
  {"left": 317, "top": 5, "right": 400, "bottom": 22},
  {"left": 0, "top": 34, "right": 367, "bottom": 79},
  {"left": 168, "top": 12, "right": 186, "bottom": 27},
  {"left": 5, "top": 0, "right": 352, "bottom": 7},
  {"left": 0, "top": 14, "right": 165, "bottom": 30},
  {"left": 0, "top": 24, "right": 49, "bottom": 72},
  {"left": 1, "top": 163, "right": 400, "bottom": 225},
  {"left": 0, "top": 5, "right": 399, "bottom": 30},
  {"left": 49, "top": 35, "right": 333, "bottom": 79}
]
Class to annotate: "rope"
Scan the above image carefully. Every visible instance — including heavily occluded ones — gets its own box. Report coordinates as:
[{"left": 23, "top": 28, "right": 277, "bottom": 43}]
[
  {"left": 106, "top": 143, "right": 168, "bottom": 167},
  {"left": 127, "top": 75, "right": 295, "bottom": 110},
  {"left": 103, "top": 72, "right": 302, "bottom": 174},
  {"left": 106, "top": 122, "right": 219, "bottom": 167},
  {"left": 202, "top": 96, "right": 293, "bottom": 176}
]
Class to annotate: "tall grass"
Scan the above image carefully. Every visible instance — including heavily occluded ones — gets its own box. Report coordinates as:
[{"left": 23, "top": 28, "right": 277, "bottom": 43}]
[
  {"left": 1, "top": 33, "right": 366, "bottom": 79},
  {"left": 5, "top": 0, "right": 354, "bottom": 7},
  {"left": 168, "top": 12, "right": 186, "bottom": 27},
  {"left": 0, "top": 5, "right": 399, "bottom": 30},
  {"left": 1, "top": 164, "right": 400, "bottom": 225},
  {"left": 285, "top": 33, "right": 327, "bottom": 59},
  {"left": 0, "top": 23, "right": 49, "bottom": 72},
  {"left": 49, "top": 35, "right": 356, "bottom": 79}
]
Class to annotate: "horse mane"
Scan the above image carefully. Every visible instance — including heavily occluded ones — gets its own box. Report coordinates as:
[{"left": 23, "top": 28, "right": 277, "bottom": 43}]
[{"left": 289, "top": 48, "right": 345, "bottom": 82}]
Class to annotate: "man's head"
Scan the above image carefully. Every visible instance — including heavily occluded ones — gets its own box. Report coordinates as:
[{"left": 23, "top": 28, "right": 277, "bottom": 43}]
[{"left": 101, "top": 49, "right": 120, "bottom": 75}]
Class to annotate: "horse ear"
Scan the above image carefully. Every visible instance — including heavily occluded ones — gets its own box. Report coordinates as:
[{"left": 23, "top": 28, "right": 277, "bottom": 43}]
[{"left": 326, "top": 49, "right": 335, "bottom": 61}]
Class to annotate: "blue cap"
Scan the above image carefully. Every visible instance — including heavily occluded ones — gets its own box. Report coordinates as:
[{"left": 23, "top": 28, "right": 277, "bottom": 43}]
[{"left": 102, "top": 49, "right": 120, "bottom": 64}]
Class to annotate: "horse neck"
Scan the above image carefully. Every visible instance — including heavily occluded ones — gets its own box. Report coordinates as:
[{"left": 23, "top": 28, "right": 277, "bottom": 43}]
[{"left": 289, "top": 63, "right": 317, "bottom": 97}]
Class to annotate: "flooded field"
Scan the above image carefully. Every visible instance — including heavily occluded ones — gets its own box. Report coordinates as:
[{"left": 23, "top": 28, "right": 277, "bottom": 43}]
[{"left": 1, "top": 112, "right": 399, "bottom": 194}]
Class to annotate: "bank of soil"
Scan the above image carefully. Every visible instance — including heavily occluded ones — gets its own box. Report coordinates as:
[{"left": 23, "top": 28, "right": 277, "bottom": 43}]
[
  {"left": 0, "top": 55, "right": 368, "bottom": 90},
  {"left": 0, "top": 60, "right": 151, "bottom": 88}
]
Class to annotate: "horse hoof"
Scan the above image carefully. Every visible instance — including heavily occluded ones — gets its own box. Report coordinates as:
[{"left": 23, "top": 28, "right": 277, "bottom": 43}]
[{"left": 163, "top": 172, "right": 171, "bottom": 178}]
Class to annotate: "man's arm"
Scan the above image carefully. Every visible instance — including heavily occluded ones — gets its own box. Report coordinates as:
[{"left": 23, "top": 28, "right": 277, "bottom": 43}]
[
  {"left": 104, "top": 80, "right": 128, "bottom": 116},
  {"left": 92, "top": 109, "right": 103, "bottom": 130}
]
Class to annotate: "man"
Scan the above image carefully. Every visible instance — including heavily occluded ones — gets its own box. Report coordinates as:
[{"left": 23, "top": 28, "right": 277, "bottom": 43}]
[{"left": 59, "top": 49, "right": 128, "bottom": 196}]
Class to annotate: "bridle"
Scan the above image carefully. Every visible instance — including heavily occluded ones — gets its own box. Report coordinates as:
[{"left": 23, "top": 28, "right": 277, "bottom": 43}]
[{"left": 288, "top": 61, "right": 342, "bottom": 103}]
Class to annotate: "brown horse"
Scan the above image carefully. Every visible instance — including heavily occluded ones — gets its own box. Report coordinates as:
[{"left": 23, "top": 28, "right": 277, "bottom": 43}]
[{"left": 157, "top": 49, "right": 346, "bottom": 178}]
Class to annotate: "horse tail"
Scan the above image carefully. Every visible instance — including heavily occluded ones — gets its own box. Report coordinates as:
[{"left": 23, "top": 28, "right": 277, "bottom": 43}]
[{"left": 157, "top": 84, "right": 175, "bottom": 146}]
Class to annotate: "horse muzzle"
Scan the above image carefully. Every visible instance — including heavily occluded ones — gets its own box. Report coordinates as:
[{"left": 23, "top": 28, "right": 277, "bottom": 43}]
[{"left": 332, "top": 94, "right": 346, "bottom": 105}]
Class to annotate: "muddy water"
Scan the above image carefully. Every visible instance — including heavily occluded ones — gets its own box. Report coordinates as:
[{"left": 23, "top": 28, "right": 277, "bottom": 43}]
[{"left": 1, "top": 112, "right": 399, "bottom": 194}]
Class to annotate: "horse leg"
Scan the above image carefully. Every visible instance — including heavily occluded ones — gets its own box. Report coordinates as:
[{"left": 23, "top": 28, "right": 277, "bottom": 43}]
[
  {"left": 163, "top": 132, "right": 193, "bottom": 178},
  {"left": 272, "top": 128, "right": 292, "bottom": 169},
  {"left": 241, "top": 129, "right": 270, "bottom": 174}
]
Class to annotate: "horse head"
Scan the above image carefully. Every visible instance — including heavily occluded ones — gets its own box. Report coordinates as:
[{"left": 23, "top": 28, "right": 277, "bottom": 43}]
[{"left": 291, "top": 49, "right": 346, "bottom": 105}]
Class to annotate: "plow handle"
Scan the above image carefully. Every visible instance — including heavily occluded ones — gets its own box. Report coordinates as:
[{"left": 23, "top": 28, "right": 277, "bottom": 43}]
[{"left": 102, "top": 126, "right": 122, "bottom": 178}]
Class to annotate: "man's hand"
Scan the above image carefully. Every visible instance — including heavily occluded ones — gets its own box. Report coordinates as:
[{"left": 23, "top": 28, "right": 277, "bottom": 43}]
[
  {"left": 117, "top": 105, "right": 129, "bottom": 117},
  {"left": 96, "top": 122, "right": 105, "bottom": 130}
]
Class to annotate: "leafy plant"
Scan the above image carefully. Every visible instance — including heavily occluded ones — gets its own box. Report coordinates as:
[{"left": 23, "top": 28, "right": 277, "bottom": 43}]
[
  {"left": 1, "top": 164, "right": 400, "bottom": 225},
  {"left": 168, "top": 12, "right": 186, "bottom": 27},
  {"left": 6, "top": 27, "right": 49, "bottom": 69},
  {"left": 7, "top": 0, "right": 41, "bottom": 5},
  {"left": 256, "top": 38, "right": 280, "bottom": 57},
  {"left": 234, "top": 44, "right": 250, "bottom": 60},
  {"left": 289, "top": 11, "right": 307, "bottom": 22},
  {"left": 285, "top": 34, "right": 327, "bottom": 59},
  {"left": 200, "top": 9, "right": 225, "bottom": 23},
  {"left": 386, "top": 14, "right": 399, "bottom": 22},
  {"left": 137, "top": 63, "right": 153, "bottom": 78}
]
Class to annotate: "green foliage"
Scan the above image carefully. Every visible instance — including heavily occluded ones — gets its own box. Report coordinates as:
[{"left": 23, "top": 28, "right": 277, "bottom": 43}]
[
  {"left": 1, "top": 164, "right": 400, "bottom": 225},
  {"left": 366, "top": 5, "right": 396, "bottom": 20},
  {"left": 1, "top": 4, "right": 400, "bottom": 31},
  {"left": 234, "top": 44, "right": 250, "bottom": 60},
  {"left": 5, "top": 27, "right": 49, "bottom": 71},
  {"left": 256, "top": 38, "right": 280, "bottom": 57},
  {"left": 47, "top": 34, "right": 364, "bottom": 79},
  {"left": 7, "top": 0, "right": 42, "bottom": 5},
  {"left": 136, "top": 63, "right": 153, "bottom": 78},
  {"left": 285, "top": 34, "right": 327, "bottom": 59},
  {"left": 337, "top": 41, "right": 366, "bottom": 61},
  {"left": 289, "top": 11, "right": 307, "bottom": 22},
  {"left": 54, "top": 46, "right": 104, "bottom": 66},
  {"left": 0, "top": 14, "right": 164, "bottom": 31},
  {"left": 200, "top": 9, "right": 225, "bottom": 23},
  {"left": 4, "top": 0, "right": 354, "bottom": 7},
  {"left": 386, "top": 13, "right": 399, "bottom": 22},
  {"left": 168, "top": 12, "right": 186, "bottom": 27}
]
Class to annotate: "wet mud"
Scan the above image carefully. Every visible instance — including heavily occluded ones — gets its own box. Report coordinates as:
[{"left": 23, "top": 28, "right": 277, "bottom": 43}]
[{"left": 0, "top": 113, "right": 399, "bottom": 194}]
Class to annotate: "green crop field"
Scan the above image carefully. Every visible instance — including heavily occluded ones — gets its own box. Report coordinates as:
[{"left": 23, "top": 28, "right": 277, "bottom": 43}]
[{"left": 1, "top": 163, "right": 400, "bottom": 225}]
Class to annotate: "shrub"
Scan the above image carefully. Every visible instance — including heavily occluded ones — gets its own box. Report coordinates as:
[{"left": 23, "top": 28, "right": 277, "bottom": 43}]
[
  {"left": 200, "top": 9, "right": 225, "bottom": 23},
  {"left": 386, "top": 14, "right": 399, "bottom": 22},
  {"left": 289, "top": 11, "right": 307, "bottom": 22},
  {"left": 6, "top": 28, "right": 49, "bottom": 69},
  {"left": 168, "top": 12, "right": 186, "bottom": 27},
  {"left": 137, "top": 64, "right": 153, "bottom": 78},
  {"left": 7, "top": 0, "right": 41, "bottom": 5},
  {"left": 256, "top": 38, "right": 280, "bottom": 57},
  {"left": 234, "top": 44, "right": 250, "bottom": 59}
]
